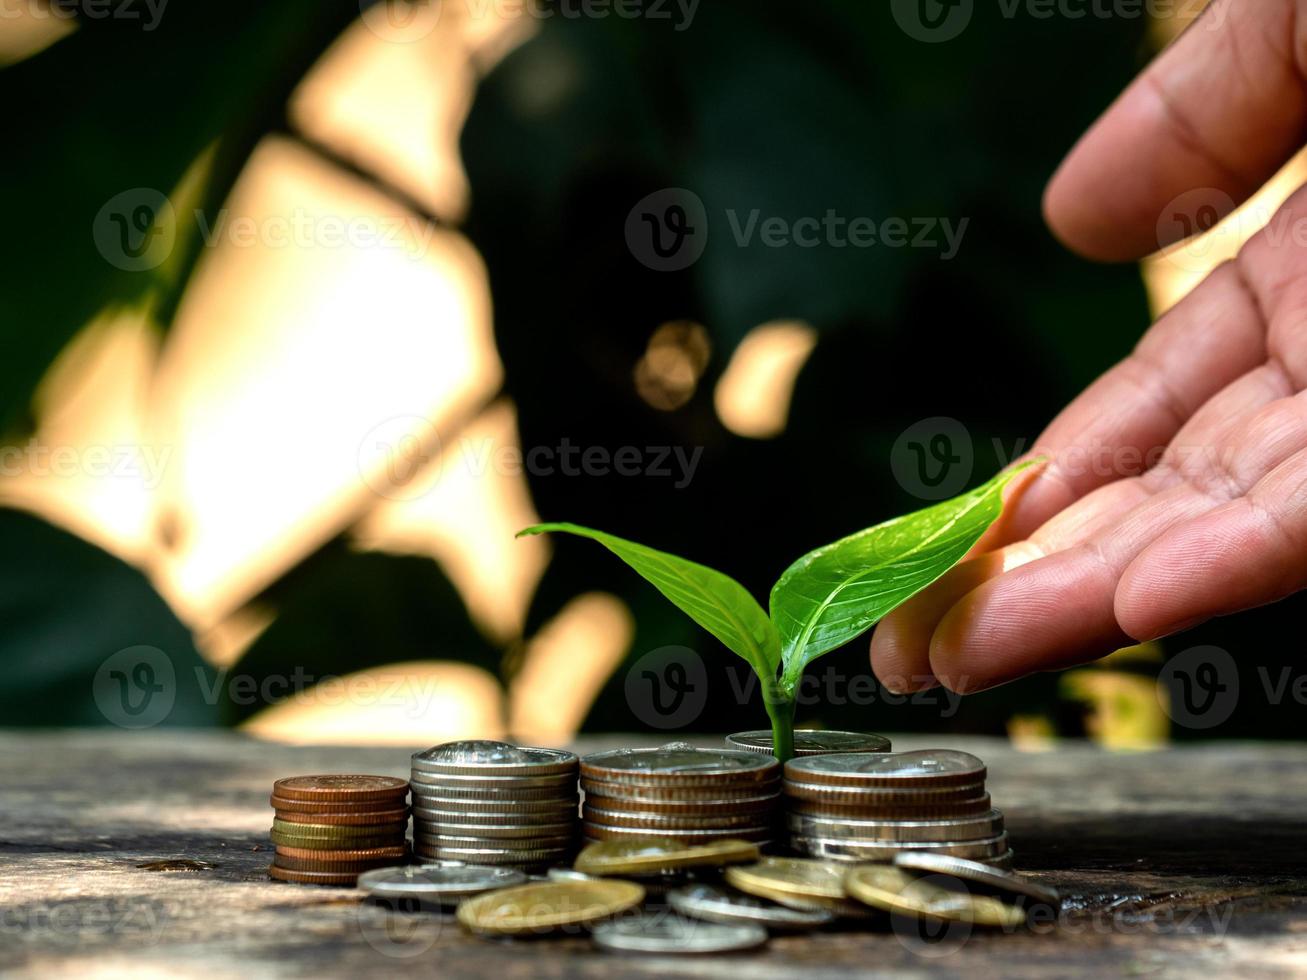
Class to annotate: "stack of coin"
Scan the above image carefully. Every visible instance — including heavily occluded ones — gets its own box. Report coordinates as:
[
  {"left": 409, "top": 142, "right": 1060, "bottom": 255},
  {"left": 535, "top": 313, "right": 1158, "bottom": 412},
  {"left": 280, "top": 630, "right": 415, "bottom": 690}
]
[
  {"left": 783, "top": 750, "right": 1012, "bottom": 867},
  {"left": 268, "top": 775, "right": 410, "bottom": 886},
  {"left": 726, "top": 730, "right": 891, "bottom": 757},
  {"left": 580, "top": 743, "right": 780, "bottom": 847},
  {"left": 409, "top": 740, "right": 579, "bottom": 871}
]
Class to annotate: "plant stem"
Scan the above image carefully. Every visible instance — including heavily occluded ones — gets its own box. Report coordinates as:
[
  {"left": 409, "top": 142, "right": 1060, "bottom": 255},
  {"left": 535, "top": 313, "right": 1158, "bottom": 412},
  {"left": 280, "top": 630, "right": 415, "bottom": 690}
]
[{"left": 764, "top": 692, "right": 796, "bottom": 763}]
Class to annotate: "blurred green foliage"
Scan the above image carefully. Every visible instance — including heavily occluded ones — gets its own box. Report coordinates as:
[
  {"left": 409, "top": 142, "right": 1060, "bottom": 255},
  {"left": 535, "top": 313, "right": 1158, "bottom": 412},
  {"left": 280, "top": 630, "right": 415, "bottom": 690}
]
[{"left": 3, "top": 1, "right": 1304, "bottom": 738}]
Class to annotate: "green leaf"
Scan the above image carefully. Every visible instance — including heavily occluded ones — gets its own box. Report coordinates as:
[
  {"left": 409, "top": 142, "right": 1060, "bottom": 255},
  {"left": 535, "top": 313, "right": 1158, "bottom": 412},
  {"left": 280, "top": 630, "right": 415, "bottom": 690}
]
[
  {"left": 771, "top": 460, "right": 1041, "bottom": 692},
  {"left": 518, "top": 522, "right": 781, "bottom": 678}
]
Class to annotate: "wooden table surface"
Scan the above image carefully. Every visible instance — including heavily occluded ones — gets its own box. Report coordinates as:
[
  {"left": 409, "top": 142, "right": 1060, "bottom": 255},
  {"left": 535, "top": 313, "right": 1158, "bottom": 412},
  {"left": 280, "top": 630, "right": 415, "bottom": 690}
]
[{"left": 3, "top": 730, "right": 1307, "bottom": 978}]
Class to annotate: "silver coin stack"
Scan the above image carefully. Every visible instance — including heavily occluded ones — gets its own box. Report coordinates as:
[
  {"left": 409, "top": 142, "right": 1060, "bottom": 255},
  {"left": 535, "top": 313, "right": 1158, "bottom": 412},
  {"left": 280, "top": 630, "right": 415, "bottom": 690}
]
[
  {"left": 580, "top": 743, "right": 781, "bottom": 846},
  {"left": 783, "top": 749, "right": 1013, "bottom": 867},
  {"left": 725, "top": 729, "right": 892, "bottom": 757},
  {"left": 410, "top": 740, "right": 579, "bottom": 871}
]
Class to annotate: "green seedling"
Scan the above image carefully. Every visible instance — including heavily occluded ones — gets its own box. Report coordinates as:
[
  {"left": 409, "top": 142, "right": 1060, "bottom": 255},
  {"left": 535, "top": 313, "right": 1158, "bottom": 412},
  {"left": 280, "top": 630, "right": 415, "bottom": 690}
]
[{"left": 518, "top": 460, "right": 1040, "bottom": 761}]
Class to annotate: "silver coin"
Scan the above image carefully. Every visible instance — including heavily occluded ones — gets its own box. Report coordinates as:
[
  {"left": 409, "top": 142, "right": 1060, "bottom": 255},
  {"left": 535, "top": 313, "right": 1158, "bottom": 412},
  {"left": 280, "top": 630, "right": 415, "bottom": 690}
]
[
  {"left": 546, "top": 868, "right": 598, "bottom": 882},
  {"left": 793, "top": 832, "right": 1010, "bottom": 863},
  {"left": 581, "top": 743, "right": 779, "bottom": 785},
  {"left": 582, "top": 804, "right": 772, "bottom": 830},
  {"left": 413, "top": 832, "right": 575, "bottom": 850},
  {"left": 894, "top": 852, "right": 1060, "bottom": 907},
  {"left": 405, "top": 789, "right": 575, "bottom": 804},
  {"left": 412, "top": 844, "right": 573, "bottom": 864},
  {"left": 411, "top": 820, "right": 575, "bottom": 840},
  {"left": 412, "top": 805, "right": 577, "bottom": 824},
  {"left": 582, "top": 821, "right": 772, "bottom": 841},
  {"left": 784, "top": 750, "right": 985, "bottom": 786},
  {"left": 356, "top": 863, "right": 527, "bottom": 899},
  {"left": 669, "top": 883, "right": 833, "bottom": 930},
  {"left": 725, "top": 730, "right": 892, "bottom": 755},
  {"left": 410, "top": 770, "right": 577, "bottom": 790},
  {"left": 785, "top": 809, "right": 1005, "bottom": 842},
  {"left": 591, "top": 913, "right": 768, "bottom": 954},
  {"left": 411, "top": 740, "right": 577, "bottom": 777}
]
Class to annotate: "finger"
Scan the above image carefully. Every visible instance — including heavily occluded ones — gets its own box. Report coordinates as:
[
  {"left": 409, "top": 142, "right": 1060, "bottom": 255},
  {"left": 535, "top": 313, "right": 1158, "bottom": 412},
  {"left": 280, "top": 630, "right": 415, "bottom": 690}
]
[
  {"left": 1043, "top": 0, "right": 1307, "bottom": 261},
  {"left": 930, "top": 391, "right": 1307, "bottom": 691},
  {"left": 1119, "top": 430, "right": 1307, "bottom": 640},
  {"left": 980, "top": 257, "right": 1266, "bottom": 548},
  {"left": 873, "top": 478, "right": 1151, "bottom": 692}
]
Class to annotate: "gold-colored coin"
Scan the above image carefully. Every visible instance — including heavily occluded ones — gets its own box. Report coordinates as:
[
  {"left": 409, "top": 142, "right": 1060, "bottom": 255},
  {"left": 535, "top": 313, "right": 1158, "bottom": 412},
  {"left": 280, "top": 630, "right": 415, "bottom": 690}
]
[
  {"left": 844, "top": 865, "right": 1025, "bottom": 928},
  {"left": 574, "top": 837, "right": 760, "bottom": 876},
  {"left": 456, "top": 879, "right": 645, "bottom": 935},
  {"left": 270, "top": 830, "right": 405, "bottom": 850},
  {"left": 270, "top": 817, "right": 407, "bottom": 839},
  {"left": 724, "top": 856, "right": 849, "bottom": 909}
]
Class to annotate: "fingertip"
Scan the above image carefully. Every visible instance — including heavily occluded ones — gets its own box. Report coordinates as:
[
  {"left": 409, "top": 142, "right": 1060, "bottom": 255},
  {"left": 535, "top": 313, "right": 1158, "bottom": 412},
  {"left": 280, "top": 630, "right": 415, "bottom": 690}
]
[{"left": 870, "top": 615, "right": 935, "bottom": 694}]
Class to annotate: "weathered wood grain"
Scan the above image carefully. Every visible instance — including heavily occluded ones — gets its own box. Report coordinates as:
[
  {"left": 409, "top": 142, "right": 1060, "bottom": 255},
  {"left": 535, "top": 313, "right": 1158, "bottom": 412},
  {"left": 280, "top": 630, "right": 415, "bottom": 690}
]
[{"left": 3, "top": 731, "right": 1307, "bottom": 978}]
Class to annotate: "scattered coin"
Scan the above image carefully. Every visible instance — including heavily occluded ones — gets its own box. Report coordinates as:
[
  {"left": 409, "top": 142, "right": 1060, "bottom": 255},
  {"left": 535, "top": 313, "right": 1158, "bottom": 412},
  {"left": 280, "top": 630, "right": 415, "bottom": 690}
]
[
  {"left": 725, "top": 730, "right": 892, "bottom": 756},
  {"left": 591, "top": 913, "right": 768, "bottom": 954},
  {"left": 357, "top": 863, "right": 527, "bottom": 901},
  {"left": 724, "top": 857, "right": 847, "bottom": 906},
  {"left": 574, "top": 838, "right": 760, "bottom": 876},
  {"left": 457, "top": 879, "right": 645, "bottom": 936},
  {"left": 669, "top": 883, "right": 834, "bottom": 930},
  {"left": 894, "top": 852, "right": 1060, "bottom": 908},
  {"left": 844, "top": 865, "right": 1026, "bottom": 928},
  {"left": 547, "top": 868, "right": 598, "bottom": 883}
]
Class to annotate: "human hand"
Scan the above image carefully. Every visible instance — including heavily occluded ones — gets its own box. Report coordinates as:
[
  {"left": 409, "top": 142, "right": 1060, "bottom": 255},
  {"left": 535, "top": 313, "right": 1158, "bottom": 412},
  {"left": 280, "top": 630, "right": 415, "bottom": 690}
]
[{"left": 870, "top": 0, "right": 1307, "bottom": 694}]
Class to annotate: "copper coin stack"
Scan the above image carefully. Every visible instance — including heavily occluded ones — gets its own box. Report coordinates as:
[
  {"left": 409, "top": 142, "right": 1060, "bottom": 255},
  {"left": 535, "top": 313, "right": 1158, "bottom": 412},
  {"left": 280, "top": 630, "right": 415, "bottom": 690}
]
[
  {"left": 409, "top": 740, "right": 579, "bottom": 871},
  {"left": 268, "top": 775, "right": 411, "bottom": 886},
  {"left": 580, "top": 743, "right": 781, "bottom": 847},
  {"left": 783, "top": 750, "right": 1013, "bottom": 867}
]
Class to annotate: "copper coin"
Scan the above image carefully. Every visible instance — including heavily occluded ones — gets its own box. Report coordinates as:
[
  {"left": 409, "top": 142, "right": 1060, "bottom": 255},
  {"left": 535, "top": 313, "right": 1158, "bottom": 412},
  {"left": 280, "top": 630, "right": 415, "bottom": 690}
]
[
  {"left": 272, "top": 853, "right": 409, "bottom": 873},
  {"left": 269, "top": 794, "right": 406, "bottom": 815},
  {"left": 787, "top": 793, "right": 994, "bottom": 820},
  {"left": 278, "top": 815, "right": 410, "bottom": 831},
  {"left": 273, "top": 775, "right": 409, "bottom": 804},
  {"left": 579, "top": 792, "right": 777, "bottom": 816},
  {"left": 582, "top": 805, "right": 773, "bottom": 831},
  {"left": 583, "top": 823, "right": 771, "bottom": 844},
  {"left": 581, "top": 779, "right": 780, "bottom": 803},
  {"left": 275, "top": 844, "right": 410, "bottom": 862},
  {"left": 268, "top": 864, "right": 361, "bottom": 886}
]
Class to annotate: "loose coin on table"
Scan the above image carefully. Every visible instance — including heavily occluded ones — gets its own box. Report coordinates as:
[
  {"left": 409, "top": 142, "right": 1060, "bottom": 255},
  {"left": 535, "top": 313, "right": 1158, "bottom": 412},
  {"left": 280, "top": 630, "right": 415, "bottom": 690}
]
[
  {"left": 591, "top": 914, "right": 768, "bottom": 954},
  {"left": 894, "top": 852, "right": 1061, "bottom": 909},
  {"left": 456, "top": 879, "right": 645, "bottom": 936},
  {"left": 574, "top": 838, "right": 760, "bottom": 876},
  {"left": 725, "top": 730, "right": 892, "bottom": 756},
  {"left": 725, "top": 857, "right": 849, "bottom": 909},
  {"left": 669, "top": 883, "right": 834, "bottom": 930},
  {"left": 357, "top": 864, "right": 527, "bottom": 903},
  {"left": 844, "top": 865, "right": 1026, "bottom": 928}
]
